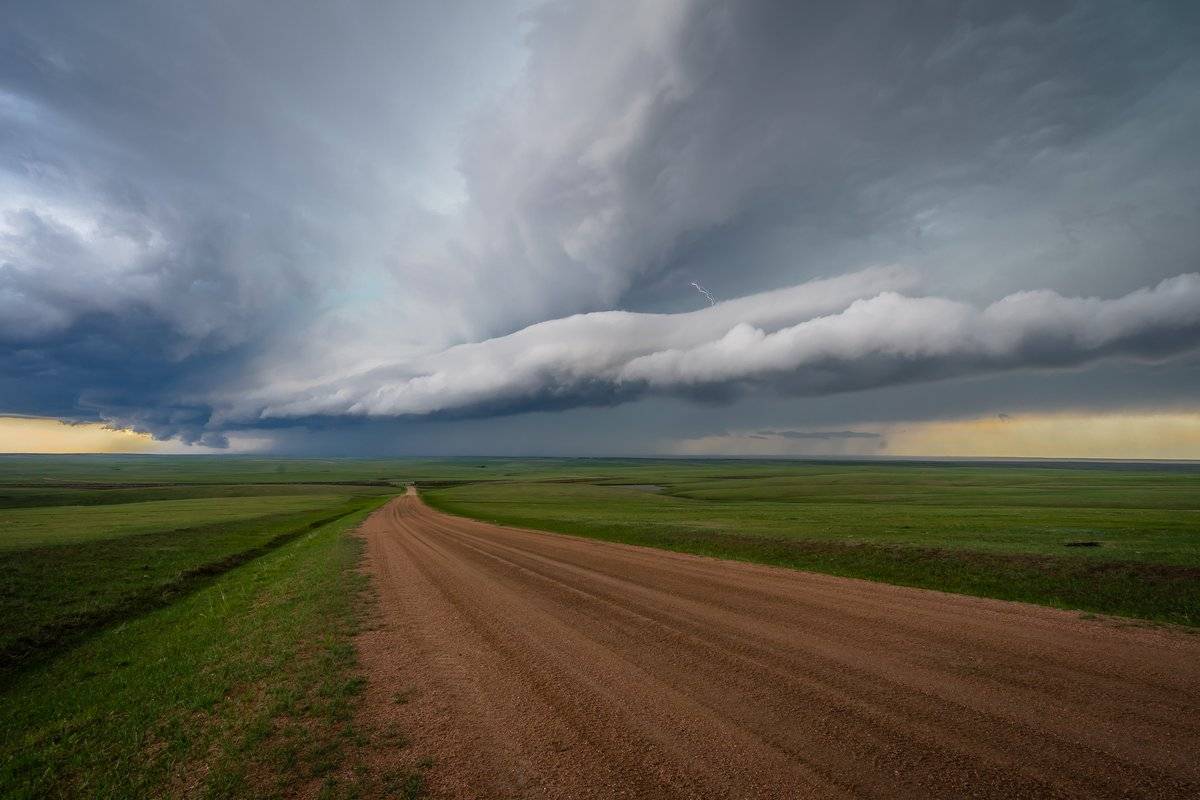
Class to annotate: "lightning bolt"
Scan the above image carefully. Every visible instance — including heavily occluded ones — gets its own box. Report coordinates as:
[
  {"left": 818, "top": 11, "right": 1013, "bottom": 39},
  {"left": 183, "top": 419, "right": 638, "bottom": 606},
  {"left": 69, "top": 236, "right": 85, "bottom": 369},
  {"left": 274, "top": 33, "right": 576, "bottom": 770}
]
[{"left": 690, "top": 281, "right": 716, "bottom": 306}]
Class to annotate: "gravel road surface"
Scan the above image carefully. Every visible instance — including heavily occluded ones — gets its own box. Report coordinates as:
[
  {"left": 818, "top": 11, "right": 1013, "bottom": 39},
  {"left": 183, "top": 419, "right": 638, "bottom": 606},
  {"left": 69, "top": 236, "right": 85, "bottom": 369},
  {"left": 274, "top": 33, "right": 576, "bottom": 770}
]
[{"left": 355, "top": 490, "right": 1200, "bottom": 799}]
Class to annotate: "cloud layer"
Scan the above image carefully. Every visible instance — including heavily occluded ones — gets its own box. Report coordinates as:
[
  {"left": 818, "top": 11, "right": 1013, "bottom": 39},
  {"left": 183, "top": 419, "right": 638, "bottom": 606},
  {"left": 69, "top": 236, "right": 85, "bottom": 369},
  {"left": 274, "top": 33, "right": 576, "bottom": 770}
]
[
  {"left": 3, "top": 1, "right": 1200, "bottom": 451},
  {"left": 230, "top": 270, "right": 1200, "bottom": 424}
]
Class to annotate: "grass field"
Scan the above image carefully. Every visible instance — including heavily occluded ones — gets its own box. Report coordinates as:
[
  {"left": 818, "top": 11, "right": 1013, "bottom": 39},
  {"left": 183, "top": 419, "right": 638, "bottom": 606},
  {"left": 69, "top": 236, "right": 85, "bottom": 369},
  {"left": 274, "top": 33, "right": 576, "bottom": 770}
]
[
  {"left": 0, "top": 504, "right": 427, "bottom": 799},
  {"left": 0, "top": 461, "right": 428, "bottom": 799},
  {"left": 0, "top": 494, "right": 347, "bottom": 549},
  {"left": 0, "top": 496, "right": 381, "bottom": 675},
  {"left": 0, "top": 454, "right": 533, "bottom": 485},
  {"left": 0, "top": 482, "right": 377, "bottom": 510},
  {"left": 1, "top": 454, "right": 1196, "bottom": 797},
  {"left": 421, "top": 463, "right": 1200, "bottom": 627}
]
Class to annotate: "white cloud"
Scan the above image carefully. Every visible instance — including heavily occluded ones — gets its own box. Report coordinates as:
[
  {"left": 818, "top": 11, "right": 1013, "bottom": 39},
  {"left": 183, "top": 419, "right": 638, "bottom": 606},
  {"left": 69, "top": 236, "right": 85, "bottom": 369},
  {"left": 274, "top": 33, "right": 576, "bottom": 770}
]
[{"left": 222, "top": 270, "right": 1200, "bottom": 423}]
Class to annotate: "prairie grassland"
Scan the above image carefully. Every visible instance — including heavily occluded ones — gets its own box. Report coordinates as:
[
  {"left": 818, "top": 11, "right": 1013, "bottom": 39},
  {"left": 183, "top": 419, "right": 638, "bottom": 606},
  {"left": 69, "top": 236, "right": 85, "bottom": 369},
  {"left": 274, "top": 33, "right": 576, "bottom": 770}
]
[
  {"left": 0, "top": 461, "right": 421, "bottom": 799},
  {"left": 422, "top": 463, "right": 1200, "bottom": 626},
  {"left": 0, "top": 504, "right": 426, "bottom": 800},
  {"left": 0, "top": 497, "right": 381, "bottom": 674},
  {"left": 1, "top": 455, "right": 1196, "bottom": 799},
  {"left": 0, "top": 494, "right": 346, "bottom": 549}
]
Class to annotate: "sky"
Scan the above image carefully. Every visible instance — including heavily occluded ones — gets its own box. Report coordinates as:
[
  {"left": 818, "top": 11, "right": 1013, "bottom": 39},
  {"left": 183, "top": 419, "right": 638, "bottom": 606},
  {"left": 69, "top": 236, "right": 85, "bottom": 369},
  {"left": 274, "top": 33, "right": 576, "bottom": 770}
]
[{"left": 2, "top": 0, "right": 1199, "bottom": 457}]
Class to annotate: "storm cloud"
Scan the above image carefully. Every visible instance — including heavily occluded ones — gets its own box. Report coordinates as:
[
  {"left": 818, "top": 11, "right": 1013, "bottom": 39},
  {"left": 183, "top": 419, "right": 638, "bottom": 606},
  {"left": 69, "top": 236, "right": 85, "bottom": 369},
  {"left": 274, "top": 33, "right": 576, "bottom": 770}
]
[
  {"left": 2, "top": 1, "right": 1199, "bottom": 451},
  {"left": 231, "top": 270, "right": 1200, "bottom": 423},
  {"left": 760, "top": 431, "right": 882, "bottom": 441}
]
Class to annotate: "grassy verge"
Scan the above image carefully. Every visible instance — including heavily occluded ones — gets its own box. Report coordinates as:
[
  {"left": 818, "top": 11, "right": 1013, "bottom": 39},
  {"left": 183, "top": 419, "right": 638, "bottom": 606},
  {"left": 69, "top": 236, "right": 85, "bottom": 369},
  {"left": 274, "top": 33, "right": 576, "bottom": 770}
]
[
  {"left": 0, "top": 497, "right": 424, "bottom": 799},
  {"left": 424, "top": 477, "right": 1200, "bottom": 627},
  {"left": 0, "top": 497, "right": 380, "bottom": 680}
]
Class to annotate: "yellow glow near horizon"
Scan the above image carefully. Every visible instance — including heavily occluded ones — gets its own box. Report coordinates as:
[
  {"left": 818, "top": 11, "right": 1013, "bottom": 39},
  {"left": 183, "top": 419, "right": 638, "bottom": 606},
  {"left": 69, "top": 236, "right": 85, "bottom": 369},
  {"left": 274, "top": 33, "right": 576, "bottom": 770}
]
[
  {"left": 672, "top": 410, "right": 1200, "bottom": 459},
  {"left": 4, "top": 410, "right": 1200, "bottom": 459},
  {"left": 883, "top": 411, "right": 1200, "bottom": 460},
  {"left": 0, "top": 416, "right": 157, "bottom": 454}
]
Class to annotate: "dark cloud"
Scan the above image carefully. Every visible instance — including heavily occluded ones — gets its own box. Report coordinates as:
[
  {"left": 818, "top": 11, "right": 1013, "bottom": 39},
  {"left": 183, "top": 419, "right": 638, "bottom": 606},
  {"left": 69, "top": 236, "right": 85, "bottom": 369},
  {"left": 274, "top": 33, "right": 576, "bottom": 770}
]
[
  {"left": 1, "top": 1, "right": 1198, "bottom": 451},
  {"left": 485, "top": 0, "right": 1200, "bottom": 310},
  {"left": 0, "top": 0, "right": 527, "bottom": 431},
  {"left": 761, "top": 431, "right": 882, "bottom": 441}
]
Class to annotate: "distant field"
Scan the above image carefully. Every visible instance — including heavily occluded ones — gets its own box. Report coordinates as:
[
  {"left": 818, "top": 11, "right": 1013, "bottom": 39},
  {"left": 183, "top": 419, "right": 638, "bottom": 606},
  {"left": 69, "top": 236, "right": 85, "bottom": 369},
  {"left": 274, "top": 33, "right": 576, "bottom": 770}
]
[
  {"left": 0, "top": 453, "right": 517, "bottom": 485},
  {"left": 0, "top": 494, "right": 345, "bottom": 549},
  {"left": 0, "top": 481, "right": 373, "bottom": 510},
  {"left": 424, "top": 469, "right": 1200, "bottom": 563},
  {"left": 422, "top": 463, "right": 1200, "bottom": 626}
]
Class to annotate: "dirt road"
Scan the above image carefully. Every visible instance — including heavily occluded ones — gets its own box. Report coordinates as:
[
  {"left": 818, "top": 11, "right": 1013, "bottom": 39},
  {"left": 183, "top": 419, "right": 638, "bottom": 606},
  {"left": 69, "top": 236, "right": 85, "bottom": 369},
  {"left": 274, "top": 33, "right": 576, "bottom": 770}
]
[{"left": 355, "top": 490, "right": 1200, "bottom": 799}]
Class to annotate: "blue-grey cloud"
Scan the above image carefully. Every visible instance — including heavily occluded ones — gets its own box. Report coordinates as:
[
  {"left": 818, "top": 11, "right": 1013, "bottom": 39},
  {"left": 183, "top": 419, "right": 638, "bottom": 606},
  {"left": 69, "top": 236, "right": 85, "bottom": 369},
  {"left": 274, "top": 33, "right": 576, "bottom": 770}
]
[
  {"left": 2, "top": 1, "right": 1199, "bottom": 450},
  {"left": 760, "top": 430, "right": 882, "bottom": 441},
  {"left": 220, "top": 271, "right": 1200, "bottom": 429}
]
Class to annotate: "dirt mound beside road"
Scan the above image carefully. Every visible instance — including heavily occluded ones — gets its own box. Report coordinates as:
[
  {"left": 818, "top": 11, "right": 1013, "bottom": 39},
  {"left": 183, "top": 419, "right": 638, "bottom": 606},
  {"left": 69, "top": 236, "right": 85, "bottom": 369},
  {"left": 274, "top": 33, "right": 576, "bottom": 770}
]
[{"left": 355, "top": 490, "right": 1200, "bottom": 798}]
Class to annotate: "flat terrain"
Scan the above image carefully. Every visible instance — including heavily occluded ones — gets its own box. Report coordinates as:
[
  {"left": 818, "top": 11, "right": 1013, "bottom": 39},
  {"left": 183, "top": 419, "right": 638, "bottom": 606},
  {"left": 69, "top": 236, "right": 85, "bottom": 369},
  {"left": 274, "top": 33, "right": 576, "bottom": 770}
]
[
  {"left": 424, "top": 464, "right": 1200, "bottom": 625},
  {"left": 2, "top": 455, "right": 1196, "bottom": 797},
  {"left": 0, "top": 494, "right": 344, "bottom": 549},
  {"left": 0, "top": 465, "right": 406, "bottom": 798},
  {"left": 1, "top": 506, "right": 395, "bottom": 799},
  {"left": 360, "top": 490, "right": 1200, "bottom": 799},
  {"left": 0, "top": 489, "right": 383, "bottom": 676}
]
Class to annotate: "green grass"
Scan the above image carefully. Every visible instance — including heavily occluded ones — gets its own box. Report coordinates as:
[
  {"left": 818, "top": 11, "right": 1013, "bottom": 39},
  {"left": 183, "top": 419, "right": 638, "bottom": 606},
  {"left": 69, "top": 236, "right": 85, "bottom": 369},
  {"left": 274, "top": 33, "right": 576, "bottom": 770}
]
[
  {"left": 423, "top": 474, "right": 1200, "bottom": 564},
  {"left": 0, "top": 497, "right": 382, "bottom": 677},
  {"left": 0, "top": 453, "right": 875, "bottom": 485},
  {"left": 0, "top": 482, "right": 394, "bottom": 511},
  {"left": 0, "top": 499, "right": 424, "bottom": 799},
  {"left": 0, "top": 460, "right": 433, "bottom": 798},
  {"left": 0, "top": 494, "right": 347, "bottom": 550},
  {"left": 0, "top": 454, "right": 495, "bottom": 485},
  {"left": 422, "top": 464, "right": 1200, "bottom": 626},
  {"left": 1, "top": 454, "right": 1195, "bottom": 798},
  {"left": 4, "top": 453, "right": 1198, "bottom": 488}
]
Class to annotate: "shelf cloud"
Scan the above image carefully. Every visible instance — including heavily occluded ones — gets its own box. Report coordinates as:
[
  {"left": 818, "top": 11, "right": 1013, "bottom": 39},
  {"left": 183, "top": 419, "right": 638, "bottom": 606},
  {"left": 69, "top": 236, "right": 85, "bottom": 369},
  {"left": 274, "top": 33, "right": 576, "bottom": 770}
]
[{"left": 234, "top": 270, "right": 1200, "bottom": 422}]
